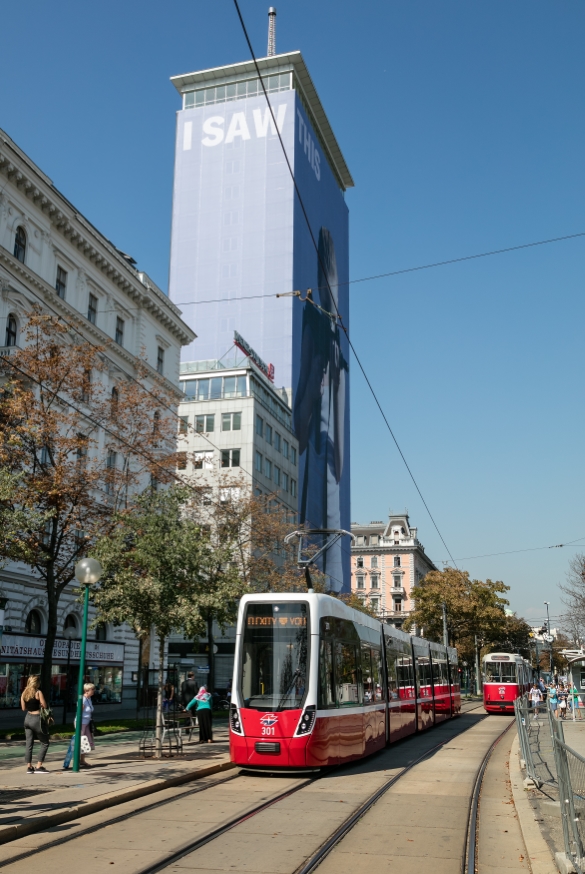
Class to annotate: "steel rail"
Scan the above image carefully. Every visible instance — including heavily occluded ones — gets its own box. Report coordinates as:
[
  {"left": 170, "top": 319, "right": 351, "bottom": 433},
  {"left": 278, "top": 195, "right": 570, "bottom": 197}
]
[
  {"left": 292, "top": 711, "right": 488, "bottom": 874},
  {"left": 0, "top": 701, "right": 485, "bottom": 872},
  {"left": 463, "top": 717, "right": 516, "bottom": 874},
  {"left": 0, "top": 771, "right": 241, "bottom": 867},
  {"left": 131, "top": 777, "right": 315, "bottom": 874}
]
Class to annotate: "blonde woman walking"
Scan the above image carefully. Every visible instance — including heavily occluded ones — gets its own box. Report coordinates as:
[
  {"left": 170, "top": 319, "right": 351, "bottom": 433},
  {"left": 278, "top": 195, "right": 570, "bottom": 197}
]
[
  {"left": 80, "top": 683, "right": 96, "bottom": 768},
  {"left": 20, "top": 676, "right": 50, "bottom": 774}
]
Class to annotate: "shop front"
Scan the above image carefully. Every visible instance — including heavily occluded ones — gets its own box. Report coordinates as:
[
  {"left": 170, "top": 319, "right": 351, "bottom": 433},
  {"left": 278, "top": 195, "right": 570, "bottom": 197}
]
[{"left": 0, "top": 633, "right": 125, "bottom": 709}]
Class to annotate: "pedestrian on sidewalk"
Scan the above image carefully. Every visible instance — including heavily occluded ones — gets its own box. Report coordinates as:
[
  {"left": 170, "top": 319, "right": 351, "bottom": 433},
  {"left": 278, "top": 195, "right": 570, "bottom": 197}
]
[
  {"left": 163, "top": 680, "right": 175, "bottom": 713},
  {"left": 21, "top": 675, "right": 50, "bottom": 774},
  {"left": 530, "top": 683, "right": 542, "bottom": 720},
  {"left": 548, "top": 684, "right": 559, "bottom": 718},
  {"left": 185, "top": 684, "right": 213, "bottom": 743},
  {"left": 80, "top": 683, "right": 96, "bottom": 767},
  {"left": 180, "top": 671, "right": 199, "bottom": 709}
]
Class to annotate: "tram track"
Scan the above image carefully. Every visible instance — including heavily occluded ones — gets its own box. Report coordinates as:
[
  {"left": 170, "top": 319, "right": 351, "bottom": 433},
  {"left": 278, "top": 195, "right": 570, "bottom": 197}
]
[
  {"left": 0, "top": 702, "right": 490, "bottom": 874},
  {"left": 463, "top": 717, "right": 516, "bottom": 874}
]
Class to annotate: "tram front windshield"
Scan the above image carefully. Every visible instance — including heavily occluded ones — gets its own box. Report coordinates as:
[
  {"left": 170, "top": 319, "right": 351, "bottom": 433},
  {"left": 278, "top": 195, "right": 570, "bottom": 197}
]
[
  {"left": 485, "top": 662, "right": 517, "bottom": 683},
  {"left": 241, "top": 602, "right": 309, "bottom": 711}
]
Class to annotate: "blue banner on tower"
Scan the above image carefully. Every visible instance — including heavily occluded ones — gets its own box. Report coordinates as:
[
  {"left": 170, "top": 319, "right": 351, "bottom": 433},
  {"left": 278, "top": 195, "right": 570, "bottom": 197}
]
[{"left": 169, "top": 84, "right": 350, "bottom": 591}]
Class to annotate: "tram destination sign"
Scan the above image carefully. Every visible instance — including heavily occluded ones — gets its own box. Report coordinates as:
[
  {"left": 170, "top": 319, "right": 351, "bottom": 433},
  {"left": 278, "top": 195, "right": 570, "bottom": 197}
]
[{"left": 247, "top": 616, "right": 307, "bottom": 628}]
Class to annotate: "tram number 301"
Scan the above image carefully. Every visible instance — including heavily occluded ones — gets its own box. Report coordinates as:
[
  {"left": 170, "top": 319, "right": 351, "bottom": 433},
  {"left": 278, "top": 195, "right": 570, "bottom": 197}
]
[{"left": 261, "top": 726, "right": 276, "bottom": 736}]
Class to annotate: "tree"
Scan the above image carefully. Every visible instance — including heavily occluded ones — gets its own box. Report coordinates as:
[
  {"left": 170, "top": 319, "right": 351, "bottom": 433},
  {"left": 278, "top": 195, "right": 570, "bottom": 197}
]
[
  {"left": 488, "top": 614, "right": 532, "bottom": 658},
  {"left": 91, "top": 486, "right": 245, "bottom": 755},
  {"left": 403, "top": 568, "right": 510, "bottom": 663},
  {"left": 561, "top": 553, "right": 585, "bottom": 643},
  {"left": 0, "top": 309, "right": 178, "bottom": 695}
]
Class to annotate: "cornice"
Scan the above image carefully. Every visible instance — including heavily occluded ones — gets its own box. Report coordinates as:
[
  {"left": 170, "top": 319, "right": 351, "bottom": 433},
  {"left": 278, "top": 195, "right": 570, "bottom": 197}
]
[
  {"left": 0, "top": 134, "right": 195, "bottom": 347},
  {"left": 0, "top": 248, "right": 183, "bottom": 400}
]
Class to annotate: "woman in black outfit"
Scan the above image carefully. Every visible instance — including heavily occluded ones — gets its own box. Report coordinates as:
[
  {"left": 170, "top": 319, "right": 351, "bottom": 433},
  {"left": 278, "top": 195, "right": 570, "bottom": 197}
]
[{"left": 21, "top": 675, "right": 50, "bottom": 773}]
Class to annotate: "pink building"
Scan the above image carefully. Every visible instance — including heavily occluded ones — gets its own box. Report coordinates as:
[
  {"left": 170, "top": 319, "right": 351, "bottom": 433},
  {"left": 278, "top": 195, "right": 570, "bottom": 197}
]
[{"left": 350, "top": 513, "right": 436, "bottom": 629}]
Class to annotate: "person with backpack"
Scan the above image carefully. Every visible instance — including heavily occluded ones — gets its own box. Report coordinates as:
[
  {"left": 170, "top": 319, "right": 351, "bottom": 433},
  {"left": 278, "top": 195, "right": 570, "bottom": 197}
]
[{"left": 20, "top": 676, "right": 51, "bottom": 773}]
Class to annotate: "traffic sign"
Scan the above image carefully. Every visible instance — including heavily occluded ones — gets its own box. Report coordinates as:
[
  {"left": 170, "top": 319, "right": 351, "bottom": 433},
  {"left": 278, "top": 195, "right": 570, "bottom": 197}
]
[{"left": 543, "top": 633, "right": 554, "bottom": 643}]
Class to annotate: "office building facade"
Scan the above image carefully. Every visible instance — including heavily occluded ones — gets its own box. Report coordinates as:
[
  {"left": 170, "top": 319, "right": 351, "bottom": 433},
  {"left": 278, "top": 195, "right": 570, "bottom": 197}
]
[{"left": 168, "top": 51, "right": 353, "bottom": 591}]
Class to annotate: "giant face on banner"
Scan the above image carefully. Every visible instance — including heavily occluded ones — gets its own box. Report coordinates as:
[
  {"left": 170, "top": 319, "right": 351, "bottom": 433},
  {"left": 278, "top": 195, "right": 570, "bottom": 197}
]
[{"left": 169, "top": 87, "right": 350, "bottom": 591}]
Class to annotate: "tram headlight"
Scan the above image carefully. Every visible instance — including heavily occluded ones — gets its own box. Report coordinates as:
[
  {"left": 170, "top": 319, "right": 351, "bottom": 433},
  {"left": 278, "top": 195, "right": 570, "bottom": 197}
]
[
  {"left": 230, "top": 704, "right": 244, "bottom": 735},
  {"left": 295, "top": 705, "right": 316, "bottom": 736}
]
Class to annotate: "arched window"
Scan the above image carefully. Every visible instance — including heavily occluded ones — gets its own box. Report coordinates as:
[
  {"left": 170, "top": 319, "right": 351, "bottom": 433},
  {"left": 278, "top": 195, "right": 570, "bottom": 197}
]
[
  {"left": 64, "top": 613, "right": 78, "bottom": 632},
  {"left": 14, "top": 226, "right": 26, "bottom": 263},
  {"left": 394, "top": 556, "right": 401, "bottom": 567},
  {"left": 95, "top": 622, "right": 107, "bottom": 642},
  {"left": 5, "top": 314, "right": 17, "bottom": 347},
  {"left": 25, "top": 609, "right": 42, "bottom": 634}
]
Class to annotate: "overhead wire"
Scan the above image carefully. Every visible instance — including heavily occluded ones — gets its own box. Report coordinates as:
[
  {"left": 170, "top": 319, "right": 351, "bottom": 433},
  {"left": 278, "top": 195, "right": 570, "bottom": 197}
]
[
  {"left": 232, "top": 0, "right": 461, "bottom": 573},
  {"left": 171, "top": 230, "right": 585, "bottom": 306},
  {"left": 439, "top": 536, "right": 585, "bottom": 564}
]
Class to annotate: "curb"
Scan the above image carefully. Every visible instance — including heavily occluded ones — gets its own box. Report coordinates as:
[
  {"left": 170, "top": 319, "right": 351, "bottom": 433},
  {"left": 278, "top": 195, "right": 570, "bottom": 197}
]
[
  {"left": 509, "top": 733, "right": 557, "bottom": 874},
  {"left": 0, "top": 758, "right": 236, "bottom": 846}
]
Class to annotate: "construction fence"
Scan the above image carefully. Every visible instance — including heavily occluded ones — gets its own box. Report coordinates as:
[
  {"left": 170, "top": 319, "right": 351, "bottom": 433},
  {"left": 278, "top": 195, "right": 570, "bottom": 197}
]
[{"left": 515, "top": 692, "right": 585, "bottom": 873}]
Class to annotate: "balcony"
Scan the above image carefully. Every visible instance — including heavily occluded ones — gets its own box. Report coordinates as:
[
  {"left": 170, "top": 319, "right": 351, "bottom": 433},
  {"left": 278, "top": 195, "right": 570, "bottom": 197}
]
[
  {"left": 390, "top": 586, "right": 407, "bottom": 598},
  {"left": 0, "top": 344, "right": 22, "bottom": 358}
]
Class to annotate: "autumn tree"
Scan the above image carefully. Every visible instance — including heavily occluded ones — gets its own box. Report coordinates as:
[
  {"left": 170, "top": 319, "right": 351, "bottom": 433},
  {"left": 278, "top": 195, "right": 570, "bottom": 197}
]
[
  {"left": 91, "top": 486, "right": 245, "bottom": 753},
  {"left": 403, "top": 567, "right": 510, "bottom": 662},
  {"left": 0, "top": 309, "right": 179, "bottom": 695}
]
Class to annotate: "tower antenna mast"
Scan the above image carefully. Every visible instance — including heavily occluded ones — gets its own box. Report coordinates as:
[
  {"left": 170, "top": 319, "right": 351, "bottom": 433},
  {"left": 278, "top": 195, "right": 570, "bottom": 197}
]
[{"left": 267, "top": 7, "right": 277, "bottom": 56}]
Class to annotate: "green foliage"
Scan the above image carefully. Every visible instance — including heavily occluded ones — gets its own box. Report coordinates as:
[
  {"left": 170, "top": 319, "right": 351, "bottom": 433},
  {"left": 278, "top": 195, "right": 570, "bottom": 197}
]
[
  {"left": 403, "top": 567, "right": 511, "bottom": 661},
  {"left": 91, "top": 486, "right": 245, "bottom": 640}
]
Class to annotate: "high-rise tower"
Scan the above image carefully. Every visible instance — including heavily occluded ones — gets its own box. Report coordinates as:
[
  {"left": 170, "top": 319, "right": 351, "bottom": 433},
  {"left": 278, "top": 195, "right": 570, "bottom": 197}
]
[{"left": 169, "top": 49, "right": 353, "bottom": 591}]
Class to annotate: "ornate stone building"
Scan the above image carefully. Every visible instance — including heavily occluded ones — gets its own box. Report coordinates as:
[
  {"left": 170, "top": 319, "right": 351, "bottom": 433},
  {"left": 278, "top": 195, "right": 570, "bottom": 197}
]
[
  {"left": 0, "top": 127, "right": 195, "bottom": 716},
  {"left": 350, "top": 512, "right": 436, "bottom": 628}
]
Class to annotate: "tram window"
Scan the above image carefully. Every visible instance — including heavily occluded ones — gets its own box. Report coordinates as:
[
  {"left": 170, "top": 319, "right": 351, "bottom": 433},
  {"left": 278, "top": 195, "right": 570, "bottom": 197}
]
[
  {"left": 485, "top": 662, "right": 517, "bottom": 683},
  {"left": 361, "top": 643, "right": 374, "bottom": 703},
  {"left": 396, "top": 654, "right": 415, "bottom": 692},
  {"left": 319, "top": 639, "right": 336, "bottom": 708},
  {"left": 241, "top": 602, "right": 309, "bottom": 710},
  {"left": 385, "top": 645, "right": 399, "bottom": 699},
  {"left": 336, "top": 642, "right": 360, "bottom": 706},
  {"left": 371, "top": 645, "right": 385, "bottom": 701}
]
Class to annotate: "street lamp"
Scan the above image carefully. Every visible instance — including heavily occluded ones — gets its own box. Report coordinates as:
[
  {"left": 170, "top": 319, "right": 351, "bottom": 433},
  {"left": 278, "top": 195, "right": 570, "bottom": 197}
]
[
  {"left": 72, "top": 558, "right": 102, "bottom": 772},
  {"left": 544, "top": 601, "right": 553, "bottom": 674},
  {"left": 61, "top": 625, "right": 77, "bottom": 727}
]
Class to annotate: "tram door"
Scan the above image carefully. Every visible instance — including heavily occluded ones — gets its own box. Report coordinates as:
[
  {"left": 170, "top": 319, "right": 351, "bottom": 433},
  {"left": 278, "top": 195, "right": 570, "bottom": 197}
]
[
  {"left": 429, "top": 643, "right": 450, "bottom": 723},
  {"left": 385, "top": 632, "right": 416, "bottom": 742},
  {"left": 412, "top": 640, "right": 435, "bottom": 731}
]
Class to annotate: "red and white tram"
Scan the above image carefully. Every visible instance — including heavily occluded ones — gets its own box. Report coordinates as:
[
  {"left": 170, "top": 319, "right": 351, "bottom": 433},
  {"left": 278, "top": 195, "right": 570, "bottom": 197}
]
[
  {"left": 229, "top": 592, "right": 461, "bottom": 770},
  {"left": 482, "top": 652, "right": 532, "bottom": 714}
]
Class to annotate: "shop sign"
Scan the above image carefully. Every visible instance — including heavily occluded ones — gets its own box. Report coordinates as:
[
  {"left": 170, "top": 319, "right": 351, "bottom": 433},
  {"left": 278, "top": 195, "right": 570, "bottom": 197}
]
[{"left": 1, "top": 634, "right": 124, "bottom": 665}]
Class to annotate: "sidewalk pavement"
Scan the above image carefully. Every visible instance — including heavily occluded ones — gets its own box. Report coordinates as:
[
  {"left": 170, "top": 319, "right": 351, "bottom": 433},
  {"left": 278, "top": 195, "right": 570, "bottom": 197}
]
[{"left": 0, "top": 725, "right": 233, "bottom": 845}]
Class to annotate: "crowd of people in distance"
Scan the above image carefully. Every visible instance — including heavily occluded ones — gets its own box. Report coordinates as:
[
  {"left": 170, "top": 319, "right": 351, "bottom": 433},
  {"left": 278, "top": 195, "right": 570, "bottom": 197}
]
[{"left": 530, "top": 675, "right": 580, "bottom": 721}]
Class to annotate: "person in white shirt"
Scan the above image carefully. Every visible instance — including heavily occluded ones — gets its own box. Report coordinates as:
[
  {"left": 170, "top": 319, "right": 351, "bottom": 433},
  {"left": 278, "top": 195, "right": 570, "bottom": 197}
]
[{"left": 530, "top": 683, "right": 543, "bottom": 720}]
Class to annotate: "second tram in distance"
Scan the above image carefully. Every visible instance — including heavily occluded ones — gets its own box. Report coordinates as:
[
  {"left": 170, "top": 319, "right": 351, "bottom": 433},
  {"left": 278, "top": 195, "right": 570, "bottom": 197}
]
[
  {"left": 482, "top": 652, "right": 532, "bottom": 714},
  {"left": 229, "top": 592, "right": 461, "bottom": 770}
]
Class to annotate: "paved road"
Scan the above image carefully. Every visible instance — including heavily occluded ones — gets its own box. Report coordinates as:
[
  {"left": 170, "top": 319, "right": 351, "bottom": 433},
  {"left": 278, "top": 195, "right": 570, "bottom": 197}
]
[{"left": 0, "top": 708, "right": 514, "bottom": 874}]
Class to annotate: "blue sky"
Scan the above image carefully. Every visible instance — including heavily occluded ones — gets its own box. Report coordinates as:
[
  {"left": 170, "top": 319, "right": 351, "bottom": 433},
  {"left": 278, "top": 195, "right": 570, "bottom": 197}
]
[{"left": 2, "top": 1, "right": 584, "bottom": 626}]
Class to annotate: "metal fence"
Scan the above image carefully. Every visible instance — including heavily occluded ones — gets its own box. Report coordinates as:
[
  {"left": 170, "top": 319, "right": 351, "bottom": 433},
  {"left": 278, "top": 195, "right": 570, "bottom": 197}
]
[{"left": 515, "top": 691, "right": 585, "bottom": 872}]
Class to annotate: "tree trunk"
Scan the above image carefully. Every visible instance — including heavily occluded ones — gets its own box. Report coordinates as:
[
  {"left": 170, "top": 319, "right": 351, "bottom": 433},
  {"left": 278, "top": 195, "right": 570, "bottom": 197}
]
[
  {"left": 155, "top": 633, "right": 165, "bottom": 760},
  {"left": 41, "top": 572, "right": 59, "bottom": 700},
  {"left": 207, "top": 614, "right": 214, "bottom": 694}
]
